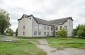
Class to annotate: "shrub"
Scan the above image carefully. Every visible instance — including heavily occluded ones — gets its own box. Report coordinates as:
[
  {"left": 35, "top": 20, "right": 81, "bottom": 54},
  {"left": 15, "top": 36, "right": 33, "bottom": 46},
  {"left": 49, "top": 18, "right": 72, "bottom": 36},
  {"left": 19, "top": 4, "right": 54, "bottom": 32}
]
[{"left": 57, "top": 29, "right": 67, "bottom": 37}]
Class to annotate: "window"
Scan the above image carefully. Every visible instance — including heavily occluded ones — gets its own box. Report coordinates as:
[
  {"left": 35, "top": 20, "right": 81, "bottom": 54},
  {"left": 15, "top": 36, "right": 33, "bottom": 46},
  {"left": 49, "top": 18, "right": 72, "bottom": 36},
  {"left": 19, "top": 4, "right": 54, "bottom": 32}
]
[
  {"left": 39, "top": 25, "right": 42, "bottom": 29},
  {"left": 44, "top": 32, "right": 46, "bottom": 35},
  {"left": 34, "top": 31, "right": 37, "bottom": 35},
  {"left": 51, "top": 27, "right": 53, "bottom": 30},
  {"left": 34, "top": 25, "right": 37, "bottom": 29},
  {"left": 44, "top": 26, "right": 46, "bottom": 30},
  {"left": 23, "top": 32, "right": 25, "bottom": 35},
  {"left": 60, "top": 26, "right": 62, "bottom": 30},
  {"left": 47, "top": 32, "right": 49, "bottom": 36},
  {"left": 23, "top": 25, "right": 25, "bottom": 29},
  {"left": 64, "top": 26, "right": 67, "bottom": 30},
  {"left": 47, "top": 27, "right": 49, "bottom": 30},
  {"left": 38, "top": 32, "right": 41, "bottom": 35},
  {"left": 56, "top": 26, "right": 58, "bottom": 30}
]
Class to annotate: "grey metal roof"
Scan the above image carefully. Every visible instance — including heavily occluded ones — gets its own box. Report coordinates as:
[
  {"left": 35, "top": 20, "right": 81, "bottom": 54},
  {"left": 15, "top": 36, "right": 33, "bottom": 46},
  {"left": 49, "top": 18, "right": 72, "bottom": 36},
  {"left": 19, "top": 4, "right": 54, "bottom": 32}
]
[
  {"left": 49, "top": 17, "right": 73, "bottom": 25},
  {"left": 34, "top": 17, "right": 73, "bottom": 25},
  {"left": 34, "top": 17, "right": 52, "bottom": 25},
  {"left": 18, "top": 14, "right": 73, "bottom": 25}
]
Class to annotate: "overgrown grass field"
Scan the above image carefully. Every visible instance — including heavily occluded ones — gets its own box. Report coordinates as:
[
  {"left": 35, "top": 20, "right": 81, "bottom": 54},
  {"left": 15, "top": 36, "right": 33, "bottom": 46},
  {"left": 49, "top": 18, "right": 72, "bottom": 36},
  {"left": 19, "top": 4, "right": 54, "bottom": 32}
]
[
  {"left": 47, "top": 38, "right": 85, "bottom": 49},
  {"left": 0, "top": 40, "right": 46, "bottom": 55}
]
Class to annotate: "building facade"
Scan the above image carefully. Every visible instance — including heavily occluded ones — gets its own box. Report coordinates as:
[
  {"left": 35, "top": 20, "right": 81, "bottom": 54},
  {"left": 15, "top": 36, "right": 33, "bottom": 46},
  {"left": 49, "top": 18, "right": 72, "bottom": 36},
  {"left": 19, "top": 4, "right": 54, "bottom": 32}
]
[{"left": 18, "top": 14, "right": 73, "bottom": 37}]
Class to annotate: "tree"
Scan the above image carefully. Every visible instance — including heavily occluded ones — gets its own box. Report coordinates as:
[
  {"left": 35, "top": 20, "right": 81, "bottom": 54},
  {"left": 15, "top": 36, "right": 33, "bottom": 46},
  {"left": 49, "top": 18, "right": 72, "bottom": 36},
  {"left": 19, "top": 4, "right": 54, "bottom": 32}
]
[
  {"left": 16, "top": 28, "right": 18, "bottom": 36},
  {"left": 5, "top": 28, "right": 14, "bottom": 36},
  {"left": 57, "top": 29, "right": 67, "bottom": 37},
  {"left": 73, "top": 29, "right": 77, "bottom": 36},
  {"left": 0, "top": 9, "right": 10, "bottom": 35},
  {"left": 76, "top": 24, "right": 85, "bottom": 37}
]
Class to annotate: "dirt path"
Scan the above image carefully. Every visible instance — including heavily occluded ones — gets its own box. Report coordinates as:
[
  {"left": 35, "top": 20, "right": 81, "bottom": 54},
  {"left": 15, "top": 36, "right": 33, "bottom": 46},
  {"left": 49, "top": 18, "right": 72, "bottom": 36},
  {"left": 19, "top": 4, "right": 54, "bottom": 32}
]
[{"left": 37, "top": 39, "right": 85, "bottom": 55}]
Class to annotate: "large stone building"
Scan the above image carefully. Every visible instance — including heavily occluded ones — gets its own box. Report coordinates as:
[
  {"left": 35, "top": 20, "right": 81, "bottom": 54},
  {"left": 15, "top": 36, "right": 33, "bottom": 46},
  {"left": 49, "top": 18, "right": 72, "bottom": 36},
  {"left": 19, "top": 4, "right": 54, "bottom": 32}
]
[{"left": 18, "top": 14, "right": 73, "bottom": 37}]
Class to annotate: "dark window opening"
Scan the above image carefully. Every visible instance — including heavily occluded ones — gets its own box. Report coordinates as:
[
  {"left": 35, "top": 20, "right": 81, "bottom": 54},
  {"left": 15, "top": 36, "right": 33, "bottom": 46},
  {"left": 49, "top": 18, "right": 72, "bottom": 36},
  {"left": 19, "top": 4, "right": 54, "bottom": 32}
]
[{"left": 60, "top": 26, "right": 62, "bottom": 30}]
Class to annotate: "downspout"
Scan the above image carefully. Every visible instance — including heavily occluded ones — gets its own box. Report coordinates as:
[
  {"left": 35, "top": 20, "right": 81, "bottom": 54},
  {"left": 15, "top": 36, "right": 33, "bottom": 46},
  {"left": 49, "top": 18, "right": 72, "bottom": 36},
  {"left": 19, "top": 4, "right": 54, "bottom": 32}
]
[
  {"left": 38, "top": 24, "right": 39, "bottom": 37},
  {"left": 32, "top": 18, "right": 33, "bottom": 37}
]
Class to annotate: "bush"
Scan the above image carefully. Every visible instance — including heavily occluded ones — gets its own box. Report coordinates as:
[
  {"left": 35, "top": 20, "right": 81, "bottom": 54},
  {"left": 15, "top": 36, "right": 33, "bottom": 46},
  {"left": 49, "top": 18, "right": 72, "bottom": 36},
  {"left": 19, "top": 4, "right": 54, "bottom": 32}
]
[
  {"left": 57, "top": 29, "right": 67, "bottom": 37},
  {"left": 5, "top": 28, "right": 14, "bottom": 36}
]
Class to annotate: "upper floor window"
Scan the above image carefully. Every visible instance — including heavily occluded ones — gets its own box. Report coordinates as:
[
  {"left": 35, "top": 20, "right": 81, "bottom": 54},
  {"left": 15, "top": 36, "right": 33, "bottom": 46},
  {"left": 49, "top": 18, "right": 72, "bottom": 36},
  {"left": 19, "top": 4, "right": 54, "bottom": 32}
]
[
  {"left": 47, "top": 27, "right": 49, "bottom": 30},
  {"left": 39, "top": 25, "right": 42, "bottom": 29},
  {"left": 44, "top": 26, "right": 46, "bottom": 30},
  {"left": 23, "top": 25, "right": 25, "bottom": 29},
  {"left": 23, "top": 32, "right": 25, "bottom": 35},
  {"left": 64, "top": 26, "right": 67, "bottom": 30},
  {"left": 34, "top": 25, "right": 37, "bottom": 29},
  {"left": 60, "top": 26, "right": 62, "bottom": 30},
  {"left": 56, "top": 26, "right": 58, "bottom": 30},
  {"left": 51, "top": 27, "right": 53, "bottom": 30},
  {"left": 34, "top": 31, "right": 37, "bottom": 35}
]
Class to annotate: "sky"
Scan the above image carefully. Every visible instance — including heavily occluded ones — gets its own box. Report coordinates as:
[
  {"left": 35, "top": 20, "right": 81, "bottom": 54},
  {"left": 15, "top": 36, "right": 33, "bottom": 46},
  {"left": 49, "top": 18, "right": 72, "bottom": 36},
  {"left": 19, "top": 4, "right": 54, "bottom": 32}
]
[{"left": 0, "top": 0, "right": 85, "bottom": 31}]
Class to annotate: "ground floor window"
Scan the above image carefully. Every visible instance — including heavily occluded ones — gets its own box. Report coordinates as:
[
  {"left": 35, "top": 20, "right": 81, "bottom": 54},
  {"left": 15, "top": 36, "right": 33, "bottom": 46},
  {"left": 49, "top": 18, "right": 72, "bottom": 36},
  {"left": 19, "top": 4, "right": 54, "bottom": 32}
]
[
  {"left": 60, "top": 26, "right": 62, "bottom": 30},
  {"left": 34, "top": 31, "right": 37, "bottom": 35},
  {"left": 44, "top": 32, "right": 46, "bottom": 35},
  {"left": 47, "top": 32, "right": 49, "bottom": 36},
  {"left": 23, "top": 32, "right": 25, "bottom": 35},
  {"left": 38, "top": 31, "right": 41, "bottom": 35}
]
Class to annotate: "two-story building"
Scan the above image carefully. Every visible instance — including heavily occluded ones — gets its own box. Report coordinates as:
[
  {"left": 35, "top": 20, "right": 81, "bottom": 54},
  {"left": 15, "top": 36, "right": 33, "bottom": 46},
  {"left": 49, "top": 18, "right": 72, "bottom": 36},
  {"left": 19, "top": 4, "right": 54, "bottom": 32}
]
[{"left": 18, "top": 14, "right": 73, "bottom": 37}]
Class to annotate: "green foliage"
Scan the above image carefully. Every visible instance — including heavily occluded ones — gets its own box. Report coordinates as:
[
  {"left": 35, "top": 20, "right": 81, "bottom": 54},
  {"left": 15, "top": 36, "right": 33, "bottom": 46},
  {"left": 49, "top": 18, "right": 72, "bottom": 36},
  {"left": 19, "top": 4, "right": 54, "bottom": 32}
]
[
  {"left": 57, "top": 29, "right": 67, "bottom": 37},
  {"left": 16, "top": 28, "right": 18, "bottom": 36},
  {"left": 5, "top": 28, "right": 14, "bottom": 36},
  {"left": 73, "top": 29, "right": 77, "bottom": 36},
  {"left": 0, "top": 11, "right": 10, "bottom": 35},
  {"left": 76, "top": 24, "right": 85, "bottom": 37}
]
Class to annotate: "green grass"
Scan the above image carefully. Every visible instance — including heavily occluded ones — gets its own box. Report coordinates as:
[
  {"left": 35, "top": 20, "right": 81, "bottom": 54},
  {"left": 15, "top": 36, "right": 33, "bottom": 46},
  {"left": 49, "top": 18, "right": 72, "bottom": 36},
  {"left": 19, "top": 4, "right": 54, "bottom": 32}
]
[
  {"left": 47, "top": 38, "right": 85, "bottom": 49},
  {"left": 0, "top": 40, "right": 47, "bottom": 55}
]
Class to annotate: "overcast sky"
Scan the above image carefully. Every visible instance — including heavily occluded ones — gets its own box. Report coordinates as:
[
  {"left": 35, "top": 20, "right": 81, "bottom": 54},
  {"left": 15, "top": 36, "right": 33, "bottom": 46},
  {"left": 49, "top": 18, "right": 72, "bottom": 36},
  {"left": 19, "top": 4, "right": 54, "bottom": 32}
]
[{"left": 0, "top": 0, "right": 85, "bottom": 31}]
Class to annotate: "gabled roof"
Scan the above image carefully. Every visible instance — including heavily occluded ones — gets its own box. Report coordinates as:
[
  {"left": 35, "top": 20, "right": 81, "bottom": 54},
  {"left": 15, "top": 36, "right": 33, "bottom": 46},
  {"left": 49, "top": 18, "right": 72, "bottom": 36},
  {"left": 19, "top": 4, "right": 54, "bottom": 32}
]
[
  {"left": 49, "top": 17, "right": 73, "bottom": 25},
  {"left": 18, "top": 14, "right": 73, "bottom": 25}
]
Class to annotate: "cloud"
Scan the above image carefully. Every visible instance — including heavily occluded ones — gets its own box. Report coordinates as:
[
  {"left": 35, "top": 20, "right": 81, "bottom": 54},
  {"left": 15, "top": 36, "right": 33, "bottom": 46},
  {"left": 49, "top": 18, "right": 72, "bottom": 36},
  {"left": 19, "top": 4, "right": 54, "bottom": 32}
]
[{"left": 0, "top": 0, "right": 85, "bottom": 31}]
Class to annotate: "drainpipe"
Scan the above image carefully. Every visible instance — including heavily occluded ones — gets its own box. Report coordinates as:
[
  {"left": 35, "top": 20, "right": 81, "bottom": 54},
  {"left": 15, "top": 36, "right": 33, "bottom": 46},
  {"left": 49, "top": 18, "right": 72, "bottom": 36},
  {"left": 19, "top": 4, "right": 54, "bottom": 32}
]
[
  {"left": 53, "top": 25, "right": 55, "bottom": 37},
  {"left": 32, "top": 18, "right": 33, "bottom": 37}
]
